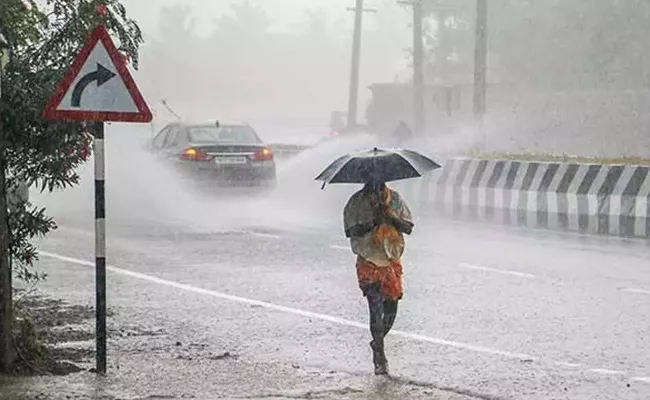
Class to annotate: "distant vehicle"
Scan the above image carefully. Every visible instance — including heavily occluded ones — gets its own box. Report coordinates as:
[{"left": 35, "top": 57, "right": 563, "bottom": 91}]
[
  {"left": 328, "top": 111, "right": 378, "bottom": 139},
  {"left": 329, "top": 111, "right": 347, "bottom": 136},
  {"left": 150, "top": 120, "right": 276, "bottom": 188}
]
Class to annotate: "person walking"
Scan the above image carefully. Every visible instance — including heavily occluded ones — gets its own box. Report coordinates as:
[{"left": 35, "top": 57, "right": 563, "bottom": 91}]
[
  {"left": 393, "top": 121, "right": 413, "bottom": 144},
  {"left": 343, "top": 180, "right": 414, "bottom": 375}
]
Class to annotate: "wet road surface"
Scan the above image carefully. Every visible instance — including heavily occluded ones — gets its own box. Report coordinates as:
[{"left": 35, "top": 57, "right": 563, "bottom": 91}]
[
  {"left": 25, "top": 208, "right": 650, "bottom": 400},
  {"left": 14, "top": 125, "right": 650, "bottom": 398}
]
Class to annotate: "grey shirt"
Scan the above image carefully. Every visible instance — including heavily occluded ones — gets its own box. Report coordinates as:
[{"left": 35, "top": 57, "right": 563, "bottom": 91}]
[{"left": 343, "top": 187, "right": 412, "bottom": 267}]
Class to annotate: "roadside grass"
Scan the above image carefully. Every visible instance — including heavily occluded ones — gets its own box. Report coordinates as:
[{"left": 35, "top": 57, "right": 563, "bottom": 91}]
[{"left": 468, "top": 153, "right": 650, "bottom": 166}]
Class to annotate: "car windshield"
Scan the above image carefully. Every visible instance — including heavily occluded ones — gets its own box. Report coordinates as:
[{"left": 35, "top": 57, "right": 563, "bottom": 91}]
[{"left": 188, "top": 125, "right": 261, "bottom": 144}]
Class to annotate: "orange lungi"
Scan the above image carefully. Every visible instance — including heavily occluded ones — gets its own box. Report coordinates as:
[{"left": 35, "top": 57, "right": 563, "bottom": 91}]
[{"left": 356, "top": 256, "right": 404, "bottom": 301}]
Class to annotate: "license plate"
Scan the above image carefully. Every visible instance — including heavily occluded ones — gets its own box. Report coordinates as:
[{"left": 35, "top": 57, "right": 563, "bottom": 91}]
[{"left": 214, "top": 156, "right": 247, "bottom": 164}]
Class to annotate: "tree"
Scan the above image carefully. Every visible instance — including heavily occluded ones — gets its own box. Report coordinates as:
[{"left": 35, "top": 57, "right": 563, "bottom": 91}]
[
  {"left": 138, "top": 5, "right": 198, "bottom": 104},
  {"left": 422, "top": 2, "right": 474, "bottom": 84},
  {"left": 391, "top": 0, "right": 473, "bottom": 85},
  {"left": 489, "top": 0, "right": 650, "bottom": 90},
  {"left": 0, "top": 0, "right": 143, "bottom": 372},
  {"left": 365, "top": 0, "right": 411, "bottom": 81},
  {"left": 212, "top": 0, "right": 270, "bottom": 42},
  {"left": 156, "top": 5, "right": 197, "bottom": 47},
  {"left": 296, "top": 8, "right": 346, "bottom": 43}
]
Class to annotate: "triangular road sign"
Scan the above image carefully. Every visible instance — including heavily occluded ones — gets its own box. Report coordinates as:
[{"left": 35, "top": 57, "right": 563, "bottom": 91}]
[{"left": 43, "top": 24, "right": 152, "bottom": 123}]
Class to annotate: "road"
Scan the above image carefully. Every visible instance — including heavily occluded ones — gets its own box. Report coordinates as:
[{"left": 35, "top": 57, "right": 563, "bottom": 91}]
[{"left": 19, "top": 126, "right": 650, "bottom": 399}]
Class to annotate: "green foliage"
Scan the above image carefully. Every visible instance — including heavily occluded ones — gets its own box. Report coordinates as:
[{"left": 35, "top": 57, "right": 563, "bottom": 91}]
[
  {"left": 213, "top": 1, "right": 270, "bottom": 40},
  {"left": 0, "top": 0, "right": 143, "bottom": 282},
  {"left": 421, "top": 0, "right": 475, "bottom": 84},
  {"left": 8, "top": 205, "right": 54, "bottom": 283},
  {"left": 489, "top": 0, "right": 650, "bottom": 89},
  {"left": 415, "top": 1, "right": 650, "bottom": 89}
]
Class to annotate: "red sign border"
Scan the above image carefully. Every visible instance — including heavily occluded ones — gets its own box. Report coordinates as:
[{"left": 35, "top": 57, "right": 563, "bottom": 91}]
[{"left": 42, "top": 24, "right": 152, "bottom": 123}]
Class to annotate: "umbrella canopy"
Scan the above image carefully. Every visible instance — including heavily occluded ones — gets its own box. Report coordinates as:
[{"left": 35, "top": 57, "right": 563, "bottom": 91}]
[{"left": 315, "top": 147, "right": 441, "bottom": 188}]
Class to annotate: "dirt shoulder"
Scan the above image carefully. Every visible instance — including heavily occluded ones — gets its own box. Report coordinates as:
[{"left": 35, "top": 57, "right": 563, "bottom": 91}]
[
  {"left": 10, "top": 291, "right": 95, "bottom": 377},
  {"left": 0, "top": 289, "right": 478, "bottom": 400}
]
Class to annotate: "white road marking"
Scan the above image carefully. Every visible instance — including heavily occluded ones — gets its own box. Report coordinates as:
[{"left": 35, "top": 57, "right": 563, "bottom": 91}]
[
  {"left": 458, "top": 263, "right": 537, "bottom": 279},
  {"left": 40, "top": 251, "right": 533, "bottom": 361},
  {"left": 621, "top": 288, "right": 650, "bottom": 295},
  {"left": 556, "top": 362, "right": 583, "bottom": 368},
  {"left": 246, "top": 231, "right": 282, "bottom": 240},
  {"left": 330, "top": 244, "right": 350, "bottom": 251},
  {"left": 588, "top": 368, "right": 624, "bottom": 375},
  {"left": 39, "top": 250, "right": 644, "bottom": 384},
  {"left": 52, "top": 339, "right": 95, "bottom": 349}
]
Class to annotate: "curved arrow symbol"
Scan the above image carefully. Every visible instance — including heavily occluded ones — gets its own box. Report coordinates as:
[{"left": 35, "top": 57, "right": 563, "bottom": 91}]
[{"left": 71, "top": 63, "right": 116, "bottom": 107}]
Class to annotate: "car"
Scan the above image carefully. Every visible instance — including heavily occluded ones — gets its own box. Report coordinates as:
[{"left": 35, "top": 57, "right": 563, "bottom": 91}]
[
  {"left": 329, "top": 110, "right": 347, "bottom": 136},
  {"left": 149, "top": 120, "right": 277, "bottom": 189}
]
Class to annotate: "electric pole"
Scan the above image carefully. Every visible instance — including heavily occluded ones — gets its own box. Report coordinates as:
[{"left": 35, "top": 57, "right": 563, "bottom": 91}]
[
  {"left": 398, "top": 0, "right": 426, "bottom": 136},
  {"left": 412, "top": 0, "right": 425, "bottom": 136},
  {"left": 473, "top": 0, "right": 488, "bottom": 144},
  {"left": 346, "top": 0, "right": 376, "bottom": 130}
]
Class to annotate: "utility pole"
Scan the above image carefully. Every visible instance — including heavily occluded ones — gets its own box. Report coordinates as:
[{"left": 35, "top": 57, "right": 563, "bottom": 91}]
[
  {"left": 398, "top": 0, "right": 426, "bottom": 136},
  {"left": 346, "top": 0, "right": 376, "bottom": 130},
  {"left": 437, "top": 7, "right": 452, "bottom": 85},
  {"left": 412, "top": 0, "right": 425, "bottom": 136},
  {"left": 473, "top": 0, "right": 488, "bottom": 144}
]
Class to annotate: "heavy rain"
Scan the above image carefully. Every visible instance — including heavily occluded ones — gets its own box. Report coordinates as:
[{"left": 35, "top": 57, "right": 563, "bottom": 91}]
[{"left": 0, "top": 1, "right": 649, "bottom": 399}]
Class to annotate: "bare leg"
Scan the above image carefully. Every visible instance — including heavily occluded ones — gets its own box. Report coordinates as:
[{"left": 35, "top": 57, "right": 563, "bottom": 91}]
[
  {"left": 383, "top": 299, "right": 398, "bottom": 336},
  {"left": 363, "top": 282, "right": 388, "bottom": 375}
]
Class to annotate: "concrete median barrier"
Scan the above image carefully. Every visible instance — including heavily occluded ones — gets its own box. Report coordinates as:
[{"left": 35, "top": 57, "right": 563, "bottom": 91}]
[
  {"left": 268, "top": 143, "right": 311, "bottom": 159},
  {"left": 398, "top": 159, "right": 650, "bottom": 238}
]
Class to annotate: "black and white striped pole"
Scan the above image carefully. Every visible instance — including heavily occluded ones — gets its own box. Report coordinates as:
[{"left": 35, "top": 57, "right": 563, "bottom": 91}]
[{"left": 91, "top": 121, "right": 107, "bottom": 374}]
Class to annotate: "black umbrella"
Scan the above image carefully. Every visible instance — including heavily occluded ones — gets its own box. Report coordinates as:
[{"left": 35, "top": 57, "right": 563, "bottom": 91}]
[{"left": 315, "top": 147, "right": 441, "bottom": 188}]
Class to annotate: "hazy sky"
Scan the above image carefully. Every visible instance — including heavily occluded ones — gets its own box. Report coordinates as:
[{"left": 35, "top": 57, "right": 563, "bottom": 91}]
[
  {"left": 118, "top": 0, "right": 412, "bottom": 122},
  {"left": 122, "top": 0, "right": 365, "bottom": 36}
]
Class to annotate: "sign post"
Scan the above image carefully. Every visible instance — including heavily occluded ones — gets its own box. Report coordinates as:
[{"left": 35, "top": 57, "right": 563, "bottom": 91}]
[
  {"left": 42, "top": 24, "right": 152, "bottom": 375},
  {"left": 92, "top": 120, "right": 107, "bottom": 373}
]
